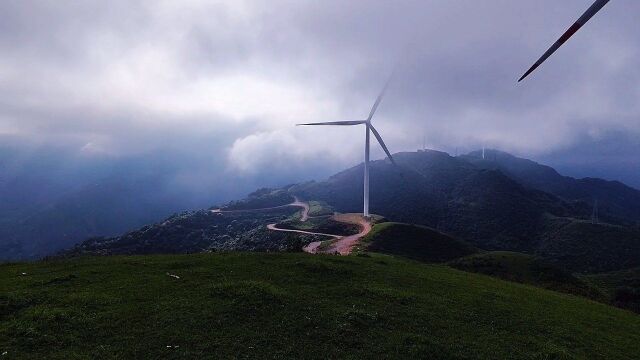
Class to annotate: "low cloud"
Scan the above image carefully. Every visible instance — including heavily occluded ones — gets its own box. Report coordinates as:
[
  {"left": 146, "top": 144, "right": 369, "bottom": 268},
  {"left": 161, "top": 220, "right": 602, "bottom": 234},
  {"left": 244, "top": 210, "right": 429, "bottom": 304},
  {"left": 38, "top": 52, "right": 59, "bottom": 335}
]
[{"left": 1, "top": 0, "right": 639, "bottom": 187}]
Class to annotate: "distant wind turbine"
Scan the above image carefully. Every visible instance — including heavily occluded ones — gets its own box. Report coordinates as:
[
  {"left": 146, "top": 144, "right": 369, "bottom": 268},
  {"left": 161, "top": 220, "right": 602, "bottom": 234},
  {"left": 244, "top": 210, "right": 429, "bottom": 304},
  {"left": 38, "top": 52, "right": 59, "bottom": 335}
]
[
  {"left": 297, "top": 77, "right": 397, "bottom": 218},
  {"left": 518, "top": 0, "right": 610, "bottom": 82}
]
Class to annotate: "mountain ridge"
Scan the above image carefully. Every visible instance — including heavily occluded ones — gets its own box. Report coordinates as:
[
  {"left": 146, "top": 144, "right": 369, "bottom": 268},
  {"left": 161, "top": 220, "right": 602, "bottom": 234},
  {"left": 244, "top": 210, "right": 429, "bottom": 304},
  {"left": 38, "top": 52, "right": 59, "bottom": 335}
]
[
  {"left": 65, "top": 149, "right": 640, "bottom": 274},
  {"left": 462, "top": 149, "right": 640, "bottom": 224}
]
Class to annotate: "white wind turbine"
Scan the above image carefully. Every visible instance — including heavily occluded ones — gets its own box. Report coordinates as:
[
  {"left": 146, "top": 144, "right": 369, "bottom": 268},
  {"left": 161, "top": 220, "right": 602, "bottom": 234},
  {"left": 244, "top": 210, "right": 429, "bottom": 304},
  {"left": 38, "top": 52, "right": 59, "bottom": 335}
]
[{"left": 297, "top": 79, "right": 397, "bottom": 218}]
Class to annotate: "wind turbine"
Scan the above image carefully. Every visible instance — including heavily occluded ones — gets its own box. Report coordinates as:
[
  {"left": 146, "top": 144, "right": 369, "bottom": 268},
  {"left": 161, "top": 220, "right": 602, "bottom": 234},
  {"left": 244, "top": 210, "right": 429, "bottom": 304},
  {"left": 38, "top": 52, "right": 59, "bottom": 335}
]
[
  {"left": 297, "top": 79, "right": 396, "bottom": 218},
  {"left": 518, "top": 0, "right": 610, "bottom": 82}
]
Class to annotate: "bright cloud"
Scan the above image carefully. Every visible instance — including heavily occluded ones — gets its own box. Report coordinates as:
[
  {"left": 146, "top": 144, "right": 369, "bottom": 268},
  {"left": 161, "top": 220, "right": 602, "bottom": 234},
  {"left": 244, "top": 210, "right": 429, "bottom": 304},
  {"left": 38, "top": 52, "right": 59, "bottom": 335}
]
[{"left": 1, "top": 0, "right": 639, "bottom": 181}]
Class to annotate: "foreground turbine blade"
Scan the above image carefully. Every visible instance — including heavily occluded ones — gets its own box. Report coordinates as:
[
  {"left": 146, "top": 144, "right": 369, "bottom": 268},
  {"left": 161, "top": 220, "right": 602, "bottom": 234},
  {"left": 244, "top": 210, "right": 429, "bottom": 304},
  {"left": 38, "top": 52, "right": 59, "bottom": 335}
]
[
  {"left": 369, "top": 124, "right": 396, "bottom": 165},
  {"left": 518, "top": 0, "right": 610, "bottom": 82},
  {"left": 296, "top": 120, "right": 366, "bottom": 126}
]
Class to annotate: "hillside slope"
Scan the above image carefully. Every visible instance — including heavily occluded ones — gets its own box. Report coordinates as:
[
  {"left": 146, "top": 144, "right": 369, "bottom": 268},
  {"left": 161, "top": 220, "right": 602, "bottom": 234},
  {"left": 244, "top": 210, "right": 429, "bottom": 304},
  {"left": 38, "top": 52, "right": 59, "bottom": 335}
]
[
  {"left": 357, "top": 222, "right": 478, "bottom": 263},
  {"left": 67, "top": 206, "right": 321, "bottom": 256},
  {"left": 583, "top": 267, "right": 640, "bottom": 313},
  {"left": 2, "top": 253, "right": 640, "bottom": 359}
]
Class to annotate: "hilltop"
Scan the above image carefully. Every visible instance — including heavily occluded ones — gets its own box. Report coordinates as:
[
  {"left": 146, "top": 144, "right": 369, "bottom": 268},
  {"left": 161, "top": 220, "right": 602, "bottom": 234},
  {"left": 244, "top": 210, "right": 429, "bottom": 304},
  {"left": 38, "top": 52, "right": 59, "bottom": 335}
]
[{"left": 2, "top": 253, "right": 639, "bottom": 359}]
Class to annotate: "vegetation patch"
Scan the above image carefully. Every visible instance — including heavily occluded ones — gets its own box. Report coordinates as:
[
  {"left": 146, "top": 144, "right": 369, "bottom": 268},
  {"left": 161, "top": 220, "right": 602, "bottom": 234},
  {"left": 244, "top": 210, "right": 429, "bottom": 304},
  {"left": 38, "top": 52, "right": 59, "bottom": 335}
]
[
  {"left": 583, "top": 267, "right": 640, "bottom": 313},
  {"left": 307, "top": 201, "right": 334, "bottom": 217}
]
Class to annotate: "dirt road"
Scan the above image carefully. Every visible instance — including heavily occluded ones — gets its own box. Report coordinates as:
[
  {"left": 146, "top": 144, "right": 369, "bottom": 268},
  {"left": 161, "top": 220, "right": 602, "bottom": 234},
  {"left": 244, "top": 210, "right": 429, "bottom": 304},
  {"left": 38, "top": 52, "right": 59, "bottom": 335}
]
[
  {"left": 301, "top": 214, "right": 371, "bottom": 255},
  {"left": 212, "top": 196, "right": 309, "bottom": 217},
  {"left": 266, "top": 223, "right": 340, "bottom": 239},
  {"left": 213, "top": 196, "right": 371, "bottom": 255}
]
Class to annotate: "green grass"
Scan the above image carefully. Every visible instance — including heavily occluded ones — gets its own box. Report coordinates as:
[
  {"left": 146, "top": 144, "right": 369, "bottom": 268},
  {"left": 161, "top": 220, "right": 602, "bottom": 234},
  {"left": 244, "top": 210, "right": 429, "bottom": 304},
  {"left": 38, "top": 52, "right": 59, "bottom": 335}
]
[
  {"left": 307, "top": 201, "right": 334, "bottom": 217},
  {"left": 356, "top": 222, "right": 478, "bottom": 263},
  {"left": 449, "top": 252, "right": 606, "bottom": 301},
  {"left": 2, "top": 253, "right": 639, "bottom": 359}
]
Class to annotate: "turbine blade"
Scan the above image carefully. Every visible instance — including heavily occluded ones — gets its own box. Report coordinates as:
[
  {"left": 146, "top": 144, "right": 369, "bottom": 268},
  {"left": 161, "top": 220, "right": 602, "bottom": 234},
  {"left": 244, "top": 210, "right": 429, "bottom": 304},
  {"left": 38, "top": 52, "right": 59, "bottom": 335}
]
[
  {"left": 296, "top": 120, "right": 366, "bottom": 126},
  {"left": 367, "top": 67, "right": 398, "bottom": 121},
  {"left": 369, "top": 124, "right": 396, "bottom": 165},
  {"left": 518, "top": 0, "right": 610, "bottom": 82}
]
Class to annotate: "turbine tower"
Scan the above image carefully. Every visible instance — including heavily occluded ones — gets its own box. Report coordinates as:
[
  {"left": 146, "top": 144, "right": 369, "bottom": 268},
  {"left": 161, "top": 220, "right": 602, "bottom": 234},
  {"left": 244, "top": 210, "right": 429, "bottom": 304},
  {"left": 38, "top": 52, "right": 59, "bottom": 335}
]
[
  {"left": 519, "top": 0, "right": 610, "bottom": 82},
  {"left": 297, "top": 79, "right": 396, "bottom": 218}
]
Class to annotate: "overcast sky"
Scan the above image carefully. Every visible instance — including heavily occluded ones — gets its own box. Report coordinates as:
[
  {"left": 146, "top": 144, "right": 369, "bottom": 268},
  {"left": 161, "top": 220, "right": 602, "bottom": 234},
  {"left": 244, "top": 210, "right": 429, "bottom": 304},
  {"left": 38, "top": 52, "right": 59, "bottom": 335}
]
[{"left": 1, "top": 0, "right": 639, "bottom": 190}]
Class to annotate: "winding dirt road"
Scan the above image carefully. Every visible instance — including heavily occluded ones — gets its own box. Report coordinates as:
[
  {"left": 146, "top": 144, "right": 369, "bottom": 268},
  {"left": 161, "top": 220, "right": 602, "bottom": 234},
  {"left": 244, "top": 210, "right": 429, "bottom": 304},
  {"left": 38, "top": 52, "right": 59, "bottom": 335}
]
[
  {"left": 290, "top": 198, "right": 310, "bottom": 221},
  {"left": 269, "top": 203, "right": 372, "bottom": 255},
  {"left": 213, "top": 196, "right": 371, "bottom": 255},
  {"left": 314, "top": 214, "right": 372, "bottom": 255},
  {"left": 266, "top": 224, "right": 340, "bottom": 239}
]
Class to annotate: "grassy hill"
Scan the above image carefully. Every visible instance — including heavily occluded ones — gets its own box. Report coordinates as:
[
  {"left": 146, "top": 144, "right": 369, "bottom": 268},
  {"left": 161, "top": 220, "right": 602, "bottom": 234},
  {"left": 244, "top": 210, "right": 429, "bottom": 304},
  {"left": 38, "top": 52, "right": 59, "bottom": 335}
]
[
  {"left": 357, "top": 222, "right": 478, "bottom": 263},
  {"left": 2, "top": 253, "right": 640, "bottom": 359},
  {"left": 449, "top": 252, "right": 605, "bottom": 301}
]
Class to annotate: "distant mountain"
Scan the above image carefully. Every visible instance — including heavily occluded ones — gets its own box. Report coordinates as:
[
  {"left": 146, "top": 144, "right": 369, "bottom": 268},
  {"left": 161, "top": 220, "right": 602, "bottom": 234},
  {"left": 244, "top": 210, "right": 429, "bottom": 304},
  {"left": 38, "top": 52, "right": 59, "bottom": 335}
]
[
  {"left": 64, "top": 149, "right": 640, "bottom": 273},
  {"left": 293, "top": 151, "right": 577, "bottom": 249},
  {"left": 461, "top": 149, "right": 640, "bottom": 225},
  {"left": 2, "top": 177, "right": 194, "bottom": 260},
  {"left": 0, "top": 146, "right": 263, "bottom": 261}
]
